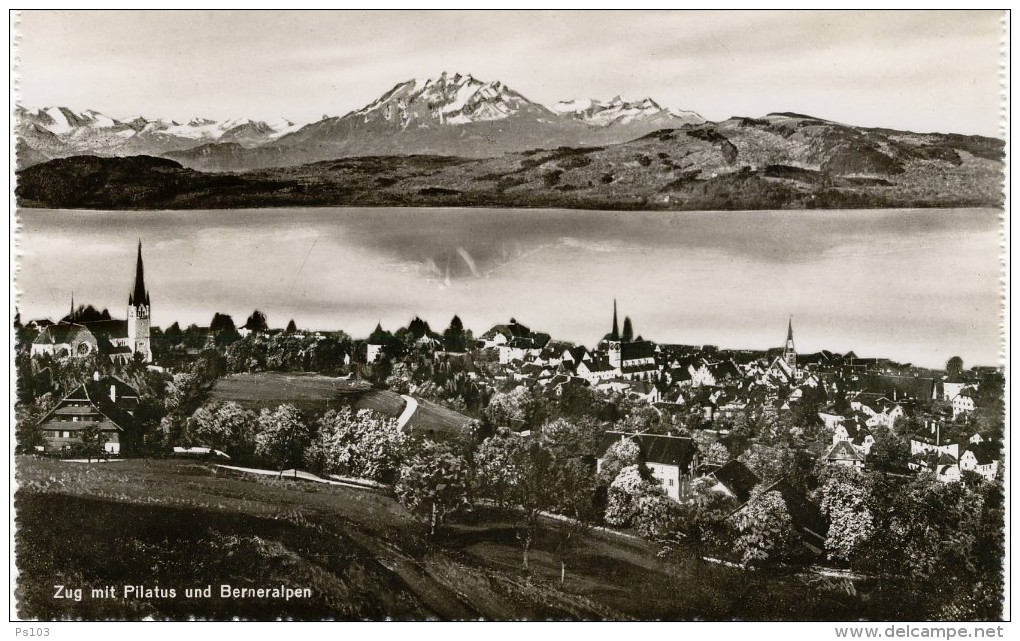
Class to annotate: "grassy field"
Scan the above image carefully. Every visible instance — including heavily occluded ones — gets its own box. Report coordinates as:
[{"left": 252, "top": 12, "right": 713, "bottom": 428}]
[
  {"left": 13, "top": 456, "right": 907, "bottom": 621},
  {"left": 209, "top": 372, "right": 368, "bottom": 414},
  {"left": 210, "top": 372, "right": 471, "bottom": 437}
]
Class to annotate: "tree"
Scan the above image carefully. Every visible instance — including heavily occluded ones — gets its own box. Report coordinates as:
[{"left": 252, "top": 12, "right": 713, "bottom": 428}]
[
  {"left": 210, "top": 313, "right": 236, "bottom": 334},
  {"left": 253, "top": 404, "right": 309, "bottom": 472},
  {"left": 664, "top": 476, "right": 737, "bottom": 562},
  {"left": 881, "top": 474, "right": 982, "bottom": 583},
  {"left": 946, "top": 356, "right": 964, "bottom": 380},
  {"left": 189, "top": 401, "right": 257, "bottom": 458},
  {"left": 77, "top": 422, "right": 107, "bottom": 462},
  {"left": 304, "top": 407, "right": 407, "bottom": 483},
  {"left": 817, "top": 466, "right": 875, "bottom": 566},
  {"left": 62, "top": 304, "right": 107, "bottom": 324},
  {"left": 443, "top": 315, "right": 469, "bottom": 352},
  {"left": 14, "top": 392, "right": 55, "bottom": 453},
  {"left": 733, "top": 486, "right": 800, "bottom": 571},
  {"left": 165, "top": 321, "right": 182, "bottom": 338},
  {"left": 739, "top": 443, "right": 814, "bottom": 491},
  {"left": 597, "top": 437, "right": 642, "bottom": 485},
  {"left": 868, "top": 423, "right": 911, "bottom": 471},
  {"left": 703, "top": 441, "right": 731, "bottom": 465},
  {"left": 473, "top": 430, "right": 560, "bottom": 574},
  {"left": 484, "top": 386, "right": 537, "bottom": 429},
  {"left": 395, "top": 440, "right": 470, "bottom": 536},
  {"left": 603, "top": 464, "right": 665, "bottom": 527},
  {"left": 621, "top": 316, "right": 634, "bottom": 342},
  {"left": 632, "top": 491, "right": 683, "bottom": 539},
  {"left": 244, "top": 310, "right": 269, "bottom": 332}
]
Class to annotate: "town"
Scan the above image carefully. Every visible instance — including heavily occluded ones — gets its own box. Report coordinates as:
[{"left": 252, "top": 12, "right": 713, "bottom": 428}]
[{"left": 14, "top": 242, "right": 1005, "bottom": 620}]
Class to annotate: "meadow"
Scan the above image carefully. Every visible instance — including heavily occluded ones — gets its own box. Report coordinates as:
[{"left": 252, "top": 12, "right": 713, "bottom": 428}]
[{"left": 14, "top": 456, "right": 909, "bottom": 620}]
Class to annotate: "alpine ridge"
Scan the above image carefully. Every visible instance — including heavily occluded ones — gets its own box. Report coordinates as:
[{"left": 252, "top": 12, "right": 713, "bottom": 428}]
[{"left": 16, "top": 72, "right": 711, "bottom": 171}]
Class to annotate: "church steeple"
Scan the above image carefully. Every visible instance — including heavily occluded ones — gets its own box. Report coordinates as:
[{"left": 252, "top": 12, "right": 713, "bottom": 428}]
[
  {"left": 783, "top": 316, "right": 797, "bottom": 374},
  {"left": 127, "top": 240, "right": 152, "bottom": 362},
  {"left": 131, "top": 240, "right": 148, "bottom": 307},
  {"left": 610, "top": 299, "right": 620, "bottom": 341}
]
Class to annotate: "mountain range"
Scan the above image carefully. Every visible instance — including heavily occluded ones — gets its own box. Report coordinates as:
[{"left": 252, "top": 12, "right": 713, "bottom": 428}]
[
  {"left": 14, "top": 72, "right": 1005, "bottom": 211},
  {"left": 16, "top": 72, "right": 705, "bottom": 171}
]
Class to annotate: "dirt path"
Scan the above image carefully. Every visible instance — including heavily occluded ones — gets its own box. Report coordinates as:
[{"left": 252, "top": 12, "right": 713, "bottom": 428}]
[{"left": 397, "top": 394, "right": 418, "bottom": 430}]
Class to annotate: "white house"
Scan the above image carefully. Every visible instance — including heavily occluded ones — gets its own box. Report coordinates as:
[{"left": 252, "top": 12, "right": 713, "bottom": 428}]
[
  {"left": 942, "top": 381, "right": 968, "bottom": 402},
  {"left": 952, "top": 388, "right": 978, "bottom": 418},
  {"left": 959, "top": 442, "right": 999, "bottom": 481},
  {"left": 824, "top": 440, "right": 865, "bottom": 468},
  {"left": 596, "top": 431, "right": 700, "bottom": 502}
]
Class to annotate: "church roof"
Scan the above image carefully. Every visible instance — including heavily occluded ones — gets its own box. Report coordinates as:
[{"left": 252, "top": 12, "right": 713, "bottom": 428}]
[
  {"left": 621, "top": 341, "right": 655, "bottom": 361},
  {"left": 34, "top": 323, "right": 92, "bottom": 345},
  {"left": 82, "top": 319, "right": 129, "bottom": 339}
]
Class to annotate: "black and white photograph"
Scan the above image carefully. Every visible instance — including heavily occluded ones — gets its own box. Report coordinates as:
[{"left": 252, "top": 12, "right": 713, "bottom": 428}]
[{"left": 9, "top": 9, "right": 1009, "bottom": 625}]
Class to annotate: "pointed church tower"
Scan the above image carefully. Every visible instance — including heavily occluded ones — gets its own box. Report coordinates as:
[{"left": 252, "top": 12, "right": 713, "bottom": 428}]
[
  {"left": 610, "top": 299, "right": 620, "bottom": 341},
  {"left": 783, "top": 317, "right": 796, "bottom": 374},
  {"left": 127, "top": 240, "right": 152, "bottom": 362},
  {"left": 604, "top": 299, "right": 622, "bottom": 369}
]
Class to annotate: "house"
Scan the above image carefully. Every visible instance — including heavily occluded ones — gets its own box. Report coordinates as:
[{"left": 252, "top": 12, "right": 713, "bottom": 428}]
[
  {"left": 365, "top": 322, "right": 391, "bottom": 363},
  {"left": 832, "top": 420, "right": 875, "bottom": 455},
  {"left": 910, "top": 421, "right": 960, "bottom": 460},
  {"left": 942, "top": 381, "right": 968, "bottom": 402},
  {"left": 726, "top": 477, "right": 828, "bottom": 554},
  {"left": 480, "top": 318, "right": 535, "bottom": 348},
  {"left": 959, "top": 442, "right": 1000, "bottom": 481},
  {"left": 33, "top": 378, "right": 138, "bottom": 454},
  {"left": 824, "top": 440, "right": 865, "bottom": 468},
  {"left": 627, "top": 381, "right": 662, "bottom": 404},
  {"left": 851, "top": 393, "right": 905, "bottom": 429},
  {"left": 576, "top": 358, "right": 617, "bottom": 384},
  {"left": 818, "top": 409, "right": 846, "bottom": 430},
  {"left": 952, "top": 387, "right": 978, "bottom": 418},
  {"left": 707, "top": 460, "right": 760, "bottom": 504},
  {"left": 597, "top": 431, "right": 700, "bottom": 502},
  {"left": 545, "top": 374, "right": 589, "bottom": 397}
]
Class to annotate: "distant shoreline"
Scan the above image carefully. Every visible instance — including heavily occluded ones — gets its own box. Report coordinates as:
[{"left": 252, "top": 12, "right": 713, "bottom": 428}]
[{"left": 14, "top": 204, "right": 1005, "bottom": 215}]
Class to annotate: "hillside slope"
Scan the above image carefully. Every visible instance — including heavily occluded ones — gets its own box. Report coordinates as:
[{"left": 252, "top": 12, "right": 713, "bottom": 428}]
[
  {"left": 16, "top": 114, "right": 1004, "bottom": 211},
  {"left": 14, "top": 457, "right": 904, "bottom": 620}
]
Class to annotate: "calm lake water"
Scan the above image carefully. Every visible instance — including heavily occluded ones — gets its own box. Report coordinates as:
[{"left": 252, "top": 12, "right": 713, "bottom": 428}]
[{"left": 16, "top": 207, "right": 1002, "bottom": 368}]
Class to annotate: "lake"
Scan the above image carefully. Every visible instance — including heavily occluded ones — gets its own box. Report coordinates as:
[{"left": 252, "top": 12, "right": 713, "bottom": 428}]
[{"left": 15, "top": 207, "right": 1003, "bottom": 368}]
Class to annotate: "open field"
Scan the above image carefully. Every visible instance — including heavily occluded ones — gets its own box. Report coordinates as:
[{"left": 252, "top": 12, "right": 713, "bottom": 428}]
[
  {"left": 208, "top": 372, "right": 367, "bottom": 414},
  {"left": 14, "top": 456, "right": 914, "bottom": 620},
  {"left": 210, "top": 372, "right": 471, "bottom": 436}
]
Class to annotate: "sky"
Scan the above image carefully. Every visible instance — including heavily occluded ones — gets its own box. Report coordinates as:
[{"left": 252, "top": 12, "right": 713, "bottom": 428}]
[{"left": 15, "top": 10, "right": 1005, "bottom": 137}]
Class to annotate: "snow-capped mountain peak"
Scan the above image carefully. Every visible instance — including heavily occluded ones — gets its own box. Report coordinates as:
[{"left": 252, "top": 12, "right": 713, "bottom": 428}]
[
  {"left": 15, "top": 107, "right": 304, "bottom": 157},
  {"left": 352, "top": 72, "right": 549, "bottom": 128},
  {"left": 551, "top": 95, "right": 703, "bottom": 127}
]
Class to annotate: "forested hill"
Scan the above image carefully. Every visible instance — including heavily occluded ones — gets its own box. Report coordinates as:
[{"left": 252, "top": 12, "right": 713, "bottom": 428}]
[{"left": 16, "top": 114, "right": 1004, "bottom": 211}]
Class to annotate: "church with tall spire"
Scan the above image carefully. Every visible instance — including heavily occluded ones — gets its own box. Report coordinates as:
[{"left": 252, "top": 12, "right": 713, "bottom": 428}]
[
  {"left": 592, "top": 299, "right": 658, "bottom": 380},
  {"left": 783, "top": 317, "right": 797, "bottom": 374},
  {"left": 30, "top": 241, "right": 153, "bottom": 363},
  {"left": 127, "top": 240, "right": 152, "bottom": 362}
]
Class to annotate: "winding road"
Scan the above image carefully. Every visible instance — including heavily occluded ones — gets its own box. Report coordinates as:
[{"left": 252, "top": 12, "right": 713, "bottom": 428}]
[{"left": 396, "top": 394, "right": 419, "bottom": 430}]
